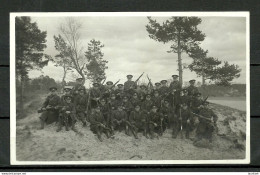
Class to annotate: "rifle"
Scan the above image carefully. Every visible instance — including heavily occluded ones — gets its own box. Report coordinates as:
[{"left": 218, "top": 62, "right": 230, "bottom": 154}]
[
  {"left": 147, "top": 74, "right": 154, "bottom": 89},
  {"left": 110, "top": 79, "right": 120, "bottom": 89},
  {"left": 191, "top": 112, "right": 213, "bottom": 122},
  {"left": 129, "top": 72, "right": 144, "bottom": 89},
  {"left": 101, "top": 78, "right": 106, "bottom": 85},
  {"left": 202, "top": 95, "right": 209, "bottom": 104},
  {"left": 37, "top": 105, "right": 62, "bottom": 113}
]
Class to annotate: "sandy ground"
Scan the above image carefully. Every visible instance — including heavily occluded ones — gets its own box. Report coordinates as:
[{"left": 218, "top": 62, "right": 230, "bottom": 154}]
[{"left": 16, "top": 95, "right": 247, "bottom": 161}]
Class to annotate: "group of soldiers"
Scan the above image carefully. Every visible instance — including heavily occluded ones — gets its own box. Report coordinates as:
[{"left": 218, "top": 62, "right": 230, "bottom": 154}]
[{"left": 38, "top": 73, "right": 218, "bottom": 142}]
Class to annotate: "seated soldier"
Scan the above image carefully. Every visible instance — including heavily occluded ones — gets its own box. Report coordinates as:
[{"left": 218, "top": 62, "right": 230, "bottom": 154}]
[
  {"left": 190, "top": 92, "right": 203, "bottom": 114},
  {"left": 74, "top": 88, "right": 88, "bottom": 126},
  {"left": 160, "top": 99, "right": 175, "bottom": 129},
  {"left": 90, "top": 82, "right": 102, "bottom": 109},
  {"left": 121, "top": 96, "right": 134, "bottom": 119},
  {"left": 147, "top": 105, "right": 164, "bottom": 139},
  {"left": 195, "top": 101, "right": 218, "bottom": 143},
  {"left": 89, "top": 106, "right": 111, "bottom": 142},
  {"left": 57, "top": 95, "right": 76, "bottom": 132},
  {"left": 141, "top": 94, "right": 154, "bottom": 115},
  {"left": 130, "top": 92, "right": 141, "bottom": 107},
  {"left": 60, "top": 86, "right": 73, "bottom": 105},
  {"left": 128, "top": 104, "right": 148, "bottom": 138},
  {"left": 178, "top": 103, "right": 193, "bottom": 139},
  {"left": 111, "top": 105, "right": 128, "bottom": 134},
  {"left": 38, "top": 87, "right": 60, "bottom": 129},
  {"left": 152, "top": 90, "right": 162, "bottom": 111}
]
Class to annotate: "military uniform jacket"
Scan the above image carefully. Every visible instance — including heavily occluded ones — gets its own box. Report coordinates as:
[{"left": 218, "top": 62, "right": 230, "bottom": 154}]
[
  {"left": 141, "top": 100, "right": 154, "bottom": 112},
  {"left": 61, "top": 102, "right": 76, "bottom": 116},
  {"left": 114, "top": 89, "right": 125, "bottom": 100},
  {"left": 74, "top": 94, "right": 88, "bottom": 112},
  {"left": 124, "top": 80, "right": 136, "bottom": 90},
  {"left": 199, "top": 108, "right": 218, "bottom": 123},
  {"left": 102, "top": 86, "right": 115, "bottom": 99},
  {"left": 169, "top": 81, "right": 181, "bottom": 92},
  {"left": 72, "top": 84, "right": 86, "bottom": 96},
  {"left": 60, "top": 93, "right": 72, "bottom": 106},
  {"left": 90, "top": 88, "right": 102, "bottom": 99},
  {"left": 111, "top": 110, "right": 127, "bottom": 122},
  {"left": 89, "top": 111, "right": 106, "bottom": 126},
  {"left": 130, "top": 97, "right": 141, "bottom": 107},
  {"left": 100, "top": 103, "right": 110, "bottom": 116},
  {"left": 152, "top": 96, "right": 162, "bottom": 108},
  {"left": 148, "top": 111, "right": 163, "bottom": 124},
  {"left": 42, "top": 94, "right": 60, "bottom": 109},
  {"left": 159, "top": 86, "right": 169, "bottom": 97},
  {"left": 121, "top": 101, "right": 133, "bottom": 112},
  {"left": 187, "top": 85, "right": 199, "bottom": 97},
  {"left": 179, "top": 108, "right": 192, "bottom": 122},
  {"left": 180, "top": 95, "right": 191, "bottom": 107},
  {"left": 138, "top": 90, "right": 147, "bottom": 101},
  {"left": 108, "top": 98, "right": 120, "bottom": 110},
  {"left": 160, "top": 104, "right": 174, "bottom": 117},
  {"left": 190, "top": 98, "right": 203, "bottom": 112},
  {"left": 129, "top": 110, "right": 147, "bottom": 124}
]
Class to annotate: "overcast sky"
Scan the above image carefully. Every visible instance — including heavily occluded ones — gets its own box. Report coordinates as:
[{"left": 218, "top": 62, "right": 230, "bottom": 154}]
[{"left": 28, "top": 15, "right": 247, "bottom": 86}]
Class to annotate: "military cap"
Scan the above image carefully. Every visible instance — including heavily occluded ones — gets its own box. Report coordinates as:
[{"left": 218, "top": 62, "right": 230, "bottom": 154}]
[
  {"left": 160, "top": 80, "right": 167, "bottom": 84},
  {"left": 140, "top": 84, "right": 146, "bottom": 88},
  {"left": 96, "top": 77, "right": 103, "bottom": 81},
  {"left": 93, "top": 82, "right": 99, "bottom": 87},
  {"left": 155, "top": 82, "right": 161, "bottom": 86},
  {"left": 49, "top": 87, "right": 57, "bottom": 91},
  {"left": 64, "top": 87, "right": 72, "bottom": 91},
  {"left": 182, "top": 103, "right": 188, "bottom": 106},
  {"left": 133, "top": 92, "right": 138, "bottom": 95},
  {"left": 78, "top": 87, "right": 85, "bottom": 91},
  {"left": 164, "top": 99, "right": 169, "bottom": 102},
  {"left": 76, "top": 77, "right": 83, "bottom": 81},
  {"left": 126, "top": 75, "right": 133, "bottom": 78},
  {"left": 110, "top": 92, "right": 116, "bottom": 96},
  {"left": 106, "top": 81, "right": 113, "bottom": 85},
  {"left": 117, "top": 84, "right": 124, "bottom": 87},
  {"left": 64, "top": 95, "right": 73, "bottom": 100},
  {"left": 189, "top": 79, "right": 196, "bottom": 83},
  {"left": 172, "top": 75, "right": 179, "bottom": 78}
]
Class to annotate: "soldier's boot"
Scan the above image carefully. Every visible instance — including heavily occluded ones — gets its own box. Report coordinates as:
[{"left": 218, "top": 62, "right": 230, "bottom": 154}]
[
  {"left": 97, "top": 133, "right": 103, "bottom": 142},
  {"left": 125, "top": 126, "right": 130, "bottom": 136},
  {"left": 40, "top": 119, "right": 44, "bottom": 130},
  {"left": 143, "top": 130, "right": 149, "bottom": 139},
  {"left": 65, "top": 124, "right": 69, "bottom": 131},
  {"left": 83, "top": 121, "right": 87, "bottom": 127},
  {"left": 105, "top": 130, "right": 110, "bottom": 138},
  {"left": 132, "top": 129, "right": 138, "bottom": 139}
]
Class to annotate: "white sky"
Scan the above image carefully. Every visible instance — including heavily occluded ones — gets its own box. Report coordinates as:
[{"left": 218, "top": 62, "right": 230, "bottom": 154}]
[{"left": 28, "top": 15, "right": 247, "bottom": 86}]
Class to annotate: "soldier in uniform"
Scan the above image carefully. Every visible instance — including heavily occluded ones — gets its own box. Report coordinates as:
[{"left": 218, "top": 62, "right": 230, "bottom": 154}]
[
  {"left": 74, "top": 88, "right": 89, "bottom": 126},
  {"left": 180, "top": 89, "right": 192, "bottom": 107},
  {"left": 190, "top": 92, "right": 204, "bottom": 114},
  {"left": 147, "top": 105, "right": 164, "bottom": 139},
  {"left": 102, "top": 81, "right": 114, "bottom": 99},
  {"left": 195, "top": 102, "right": 218, "bottom": 142},
  {"left": 128, "top": 104, "right": 148, "bottom": 139},
  {"left": 71, "top": 78, "right": 86, "bottom": 97},
  {"left": 160, "top": 99, "right": 175, "bottom": 129},
  {"left": 111, "top": 105, "right": 128, "bottom": 134},
  {"left": 56, "top": 95, "right": 76, "bottom": 132},
  {"left": 154, "top": 82, "right": 161, "bottom": 93},
  {"left": 152, "top": 90, "right": 162, "bottom": 110},
  {"left": 130, "top": 92, "right": 141, "bottom": 107},
  {"left": 187, "top": 79, "right": 199, "bottom": 97},
  {"left": 169, "top": 75, "right": 181, "bottom": 112},
  {"left": 178, "top": 103, "right": 193, "bottom": 139},
  {"left": 159, "top": 80, "right": 169, "bottom": 98},
  {"left": 89, "top": 106, "right": 111, "bottom": 142},
  {"left": 39, "top": 87, "right": 60, "bottom": 129},
  {"left": 90, "top": 82, "right": 102, "bottom": 109},
  {"left": 60, "top": 86, "right": 73, "bottom": 105},
  {"left": 121, "top": 96, "right": 134, "bottom": 120},
  {"left": 99, "top": 98, "right": 111, "bottom": 125},
  {"left": 115, "top": 84, "right": 125, "bottom": 101},
  {"left": 124, "top": 74, "right": 137, "bottom": 90},
  {"left": 96, "top": 77, "right": 106, "bottom": 93},
  {"left": 141, "top": 94, "right": 154, "bottom": 115},
  {"left": 138, "top": 84, "right": 148, "bottom": 102}
]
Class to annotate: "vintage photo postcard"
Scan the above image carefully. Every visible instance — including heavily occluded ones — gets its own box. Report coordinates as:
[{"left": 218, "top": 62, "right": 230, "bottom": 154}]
[{"left": 10, "top": 12, "right": 250, "bottom": 165}]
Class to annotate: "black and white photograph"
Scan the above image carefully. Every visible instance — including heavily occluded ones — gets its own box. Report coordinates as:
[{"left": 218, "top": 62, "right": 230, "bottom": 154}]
[{"left": 10, "top": 12, "right": 250, "bottom": 164}]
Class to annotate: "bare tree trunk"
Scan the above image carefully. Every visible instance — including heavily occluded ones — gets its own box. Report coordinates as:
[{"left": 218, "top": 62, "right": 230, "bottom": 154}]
[
  {"left": 19, "top": 75, "right": 24, "bottom": 118},
  {"left": 177, "top": 33, "right": 183, "bottom": 87}
]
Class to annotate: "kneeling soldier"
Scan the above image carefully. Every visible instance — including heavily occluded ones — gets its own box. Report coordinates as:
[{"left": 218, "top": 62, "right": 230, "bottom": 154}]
[
  {"left": 147, "top": 105, "right": 164, "bottom": 139},
  {"left": 111, "top": 105, "right": 128, "bottom": 134},
  {"left": 89, "top": 106, "right": 111, "bottom": 142},
  {"left": 74, "top": 88, "right": 88, "bottom": 126},
  {"left": 128, "top": 104, "right": 148, "bottom": 138},
  {"left": 57, "top": 95, "right": 76, "bottom": 132}
]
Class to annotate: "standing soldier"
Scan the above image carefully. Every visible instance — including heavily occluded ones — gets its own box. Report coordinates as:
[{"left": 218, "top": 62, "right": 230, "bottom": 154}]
[
  {"left": 89, "top": 106, "right": 111, "bottom": 142},
  {"left": 187, "top": 79, "right": 199, "bottom": 97},
  {"left": 152, "top": 90, "right": 162, "bottom": 110},
  {"left": 178, "top": 103, "right": 193, "bottom": 139},
  {"left": 160, "top": 99, "right": 175, "bottom": 129},
  {"left": 124, "top": 74, "right": 137, "bottom": 98},
  {"left": 180, "top": 89, "right": 192, "bottom": 107},
  {"left": 141, "top": 94, "right": 154, "bottom": 115},
  {"left": 138, "top": 84, "right": 148, "bottom": 102},
  {"left": 38, "top": 87, "right": 60, "bottom": 129},
  {"left": 96, "top": 77, "right": 106, "bottom": 93},
  {"left": 102, "top": 81, "right": 114, "bottom": 100},
  {"left": 115, "top": 84, "right": 125, "bottom": 101},
  {"left": 74, "top": 88, "right": 88, "bottom": 126},
  {"left": 128, "top": 104, "right": 147, "bottom": 139},
  {"left": 71, "top": 78, "right": 86, "bottom": 97},
  {"left": 154, "top": 82, "right": 161, "bottom": 93},
  {"left": 130, "top": 92, "right": 141, "bottom": 107},
  {"left": 56, "top": 95, "right": 76, "bottom": 132},
  {"left": 60, "top": 86, "right": 73, "bottom": 105},
  {"left": 169, "top": 75, "right": 181, "bottom": 112},
  {"left": 194, "top": 102, "right": 218, "bottom": 143},
  {"left": 90, "top": 82, "right": 102, "bottom": 109},
  {"left": 111, "top": 105, "right": 128, "bottom": 134},
  {"left": 147, "top": 105, "right": 164, "bottom": 138},
  {"left": 159, "top": 80, "right": 169, "bottom": 98}
]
